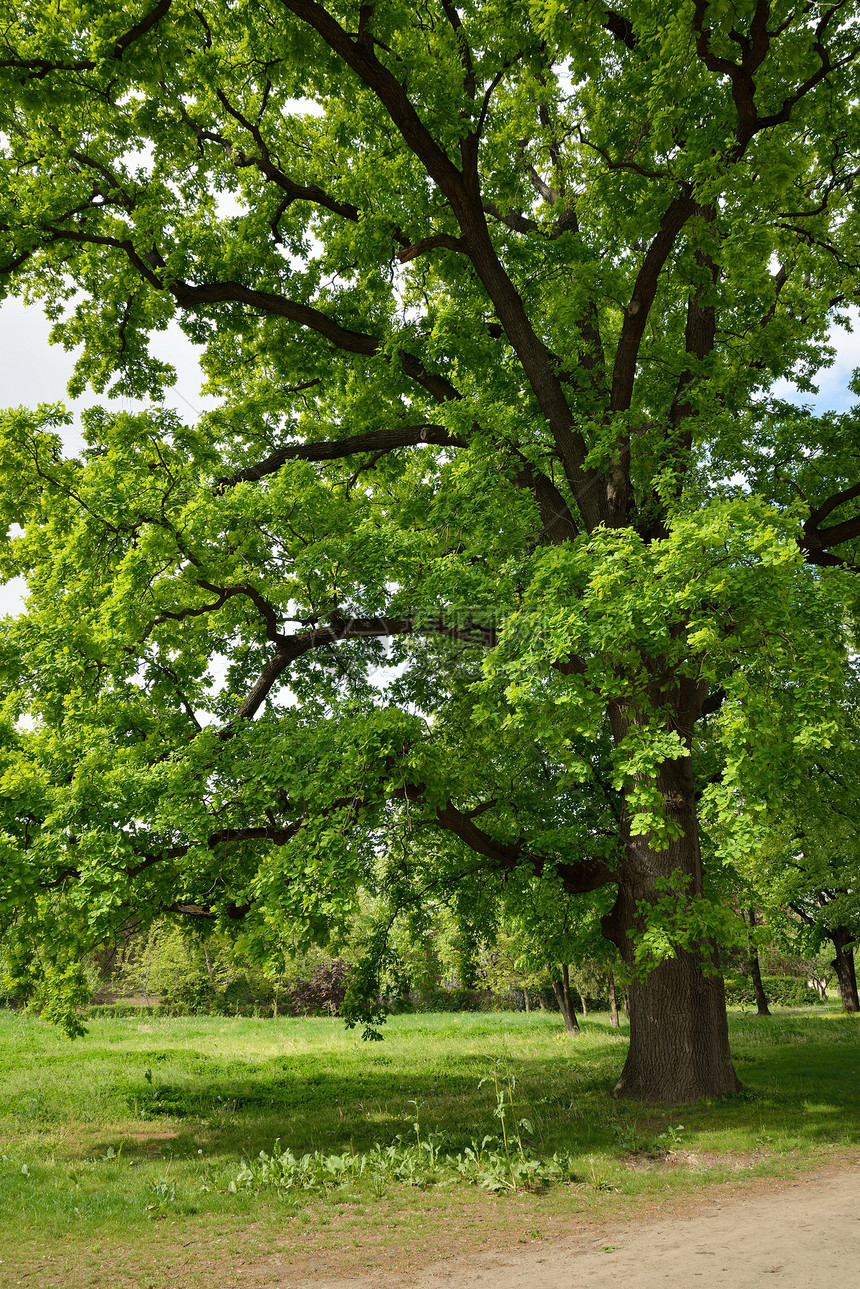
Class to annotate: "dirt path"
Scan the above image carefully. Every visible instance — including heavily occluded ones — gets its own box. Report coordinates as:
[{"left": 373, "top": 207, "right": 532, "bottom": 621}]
[{"left": 291, "top": 1166, "right": 860, "bottom": 1289}]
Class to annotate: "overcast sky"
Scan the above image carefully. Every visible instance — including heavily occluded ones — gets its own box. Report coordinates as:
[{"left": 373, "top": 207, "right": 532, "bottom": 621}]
[
  {"left": 0, "top": 296, "right": 857, "bottom": 621},
  {"left": 0, "top": 298, "right": 215, "bottom": 617}
]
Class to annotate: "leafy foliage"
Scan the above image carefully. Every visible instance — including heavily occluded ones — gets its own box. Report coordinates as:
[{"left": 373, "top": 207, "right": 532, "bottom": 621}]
[{"left": 0, "top": 0, "right": 859, "bottom": 1098}]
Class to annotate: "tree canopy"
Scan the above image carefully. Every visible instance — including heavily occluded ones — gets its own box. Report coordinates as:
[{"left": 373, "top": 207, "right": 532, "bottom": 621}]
[{"left": 1, "top": 0, "right": 859, "bottom": 1100}]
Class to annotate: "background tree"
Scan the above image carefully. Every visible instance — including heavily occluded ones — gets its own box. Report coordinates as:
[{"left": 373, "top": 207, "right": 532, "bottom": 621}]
[
  {"left": 1, "top": 0, "right": 859, "bottom": 1101},
  {"left": 709, "top": 646, "right": 860, "bottom": 1011},
  {"left": 496, "top": 870, "right": 621, "bottom": 1033},
  {"left": 740, "top": 907, "right": 771, "bottom": 1017}
]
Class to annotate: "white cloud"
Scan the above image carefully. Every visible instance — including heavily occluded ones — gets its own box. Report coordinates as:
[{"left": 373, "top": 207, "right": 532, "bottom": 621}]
[
  {"left": 0, "top": 297, "right": 217, "bottom": 440},
  {"left": 772, "top": 310, "right": 859, "bottom": 414}
]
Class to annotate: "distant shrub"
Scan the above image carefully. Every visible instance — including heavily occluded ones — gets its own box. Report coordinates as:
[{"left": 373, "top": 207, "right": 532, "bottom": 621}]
[
  {"left": 288, "top": 960, "right": 351, "bottom": 1016},
  {"left": 434, "top": 987, "right": 494, "bottom": 1013},
  {"left": 724, "top": 974, "right": 819, "bottom": 1007},
  {"left": 394, "top": 986, "right": 496, "bottom": 1013}
]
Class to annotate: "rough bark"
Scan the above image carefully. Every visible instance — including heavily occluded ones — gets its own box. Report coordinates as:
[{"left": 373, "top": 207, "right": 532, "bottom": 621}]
[
  {"left": 602, "top": 719, "right": 741, "bottom": 1102},
  {"left": 609, "top": 944, "right": 738, "bottom": 1102},
  {"left": 830, "top": 927, "right": 859, "bottom": 1012}
]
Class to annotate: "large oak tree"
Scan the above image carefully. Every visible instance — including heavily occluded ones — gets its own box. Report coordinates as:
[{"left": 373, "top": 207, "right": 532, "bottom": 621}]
[{"left": 1, "top": 0, "right": 859, "bottom": 1100}]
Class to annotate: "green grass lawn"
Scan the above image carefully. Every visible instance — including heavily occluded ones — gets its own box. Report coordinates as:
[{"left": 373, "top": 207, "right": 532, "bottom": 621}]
[{"left": 0, "top": 1006, "right": 858, "bottom": 1287}]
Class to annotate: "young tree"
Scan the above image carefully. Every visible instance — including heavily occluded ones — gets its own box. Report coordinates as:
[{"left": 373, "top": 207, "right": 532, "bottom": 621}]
[{"left": 1, "top": 1, "right": 859, "bottom": 1100}]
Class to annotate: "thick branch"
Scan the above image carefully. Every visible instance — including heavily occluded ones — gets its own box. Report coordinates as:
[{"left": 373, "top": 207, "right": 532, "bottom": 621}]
[
  {"left": 514, "top": 459, "right": 579, "bottom": 544},
  {"left": 224, "top": 613, "right": 501, "bottom": 727},
  {"left": 481, "top": 201, "right": 542, "bottom": 236},
  {"left": 4, "top": 221, "right": 462, "bottom": 404},
  {"left": 126, "top": 823, "right": 301, "bottom": 879},
  {"left": 603, "top": 8, "right": 639, "bottom": 51},
  {"left": 801, "top": 509, "right": 860, "bottom": 562},
  {"left": 278, "top": 0, "right": 465, "bottom": 201},
  {"left": 435, "top": 802, "right": 614, "bottom": 894},
  {"left": 165, "top": 276, "right": 461, "bottom": 402},
  {"left": 179, "top": 103, "right": 362, "bottom": 223},
  {"left": 397, "top": 234, "right": 464, "bottom": 263},
  {"left": 277, "top": 0, "right": 603, "bottom": 529},
  {"left": 114, "top": 0, "right": 174, "bottom": 58},
  {"left": 136, "top": 788, "right": 612, "bottom": 923},
  {"left": 142, "top": 582, "right": 284, "bottom": 645},
  {"left": 218, "top": 424, "right": 467, "bottom": 487},
  {"left": 693, "top": 0, "right": 859, "bottom": 155},
  {"left": 605, "top": 194, "right": 697, "bottom": 526},
  {"left": 611, "top": 194, "right": 697, "bottom": 415},
  {"left": 651, "top": 205, "right": 720, "bottom": 526},
  {"left": 806, "top": 480, "right": 860, "bottom": 529},
  {"left": 440, "top": 0, "right": 476, "bottom": 100},
  {"left": 0, "top": 0, "right": 172, "bottom": 78}
]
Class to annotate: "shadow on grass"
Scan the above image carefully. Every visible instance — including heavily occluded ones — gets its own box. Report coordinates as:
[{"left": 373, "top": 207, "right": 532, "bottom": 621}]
[{"left": 2, "top": 1009, "right": 859, "bottom": 1171}]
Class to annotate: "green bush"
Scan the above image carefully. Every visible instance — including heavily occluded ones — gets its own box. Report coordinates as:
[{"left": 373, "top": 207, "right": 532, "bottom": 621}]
[
  {"left": 404, "top": 987, "right": 496, "bottom": 1013},
  {"left": 724, "top": 974, "right": 819, "bottom": 1007}
]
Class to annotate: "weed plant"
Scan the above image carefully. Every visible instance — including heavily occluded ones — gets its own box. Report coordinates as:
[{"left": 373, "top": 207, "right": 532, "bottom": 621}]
[{"left": 232, "top": 1072, "right": 577, "bottom": 1196}]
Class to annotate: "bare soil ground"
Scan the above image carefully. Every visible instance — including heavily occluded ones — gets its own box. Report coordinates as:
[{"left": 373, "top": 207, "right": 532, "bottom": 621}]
[{"left": 268, "top": 1159, "right": 860, "bottom": 1289}]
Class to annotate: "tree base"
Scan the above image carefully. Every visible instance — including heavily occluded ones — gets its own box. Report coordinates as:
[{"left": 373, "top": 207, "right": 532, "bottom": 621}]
[{"left": 613, "top": 949, "right": 742, "bottom": 1103}]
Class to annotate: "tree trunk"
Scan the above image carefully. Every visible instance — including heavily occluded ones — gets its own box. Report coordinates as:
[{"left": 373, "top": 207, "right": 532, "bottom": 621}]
[
  {"left": 830, "top": 927, "right": 859, "bottom": 1012},
  {"left": 746, "top": 908, "right": 771, "bottom": 1016},
  {"left": 523, "top": 987, "right": 530, "bottom": 1014},
  {"left": 608, "top": 971, "right": 620, "bottom": 1028},
  {"left": 551, "top": 964, "right": 580, "bottom": 1034},
  {"left": 601, "top": 722, "right": 741, "bottom": 1103},
  {"left": 749, "top": 948, "right": 770, "bottom": 1017},
  {"left": 563, "top": 963, "right": 579, "bottom": 1029}
]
